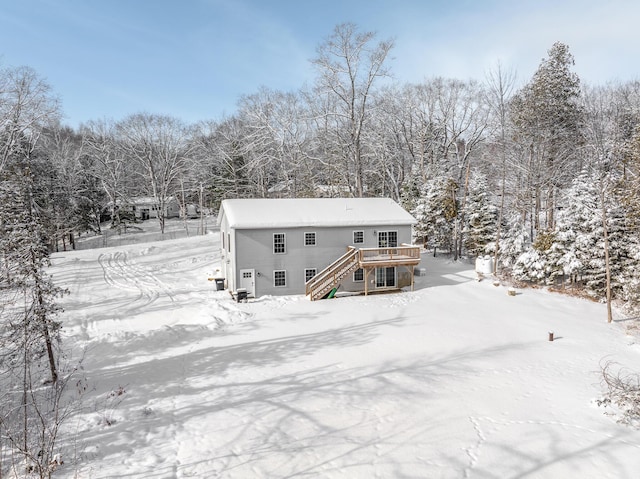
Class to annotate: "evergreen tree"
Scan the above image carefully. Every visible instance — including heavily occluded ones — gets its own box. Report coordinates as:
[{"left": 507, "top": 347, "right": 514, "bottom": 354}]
[
  {"left": 497, "top": 212, "right": 530, "bottom": 273},
  {"left": 510, "top": 42, "right": 584, "bottom": 233},
  {"left": 512, "top": 247, "right": 550, "bottom": 283},
  {"left": 1, "top": 152, "right": 70, "bottom": 477},
  {"left": 412, "top": 176, "right": 458, "bottom": 255},
  {"left": 462, "top": 173, "right": 498, "bottom": 257},
  {"left": 0, "top": 159, "right": 65, "bottom": 383},
  {"left": 551, "top": 170, "right": 628, "bottom": 298}
]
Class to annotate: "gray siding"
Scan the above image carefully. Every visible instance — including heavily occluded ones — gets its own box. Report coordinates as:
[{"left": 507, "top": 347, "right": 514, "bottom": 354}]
[
  {"left": 232, "top": 224, "right": 413, "bottom": 296},
  {"left": 219, "top": 213, "right": 235, "bottom": 291}
]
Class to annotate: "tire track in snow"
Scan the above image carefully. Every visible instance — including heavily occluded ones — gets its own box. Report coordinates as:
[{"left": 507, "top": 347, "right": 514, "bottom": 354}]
[{"left": 98, "top": 251, "right": 175, "bottom": 308}]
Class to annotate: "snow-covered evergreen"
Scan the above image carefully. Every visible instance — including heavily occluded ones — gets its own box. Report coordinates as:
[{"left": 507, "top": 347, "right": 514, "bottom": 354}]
[
  {"left": 496, "top": 212, "right": 530, "bottom": 272},
  {"left": 508, "top": 169, "right": 637, "bottom": 300},
  {"left": 411, "top": 176, "right": 458, "bottom": 254},
  {"left": 549, "top": 171, "right": 627, "bottom": 298},
  {"left": 462, "top": 173, "right": 498, "bottom": 257}
]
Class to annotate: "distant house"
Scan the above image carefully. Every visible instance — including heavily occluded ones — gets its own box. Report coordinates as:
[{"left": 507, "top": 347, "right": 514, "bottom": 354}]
[
  {"left": 267, "top": 181, "right": 357, "bottom": 198},
  {"left": 116, "top": 196, "right": 180, "bottom": 221},
  {"left": 217, "top": 198, "right": 421, "bottom": 299},
  {"left": 185, "top": 203, "right": 200, "bottom": 218}
]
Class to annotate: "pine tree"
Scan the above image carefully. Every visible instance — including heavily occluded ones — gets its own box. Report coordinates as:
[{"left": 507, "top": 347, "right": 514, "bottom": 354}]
[
  {"left": 497, "top": 212, "right": 530, "bottom": 274},
  {"left": 512, "top": 247, "right": 550, "bottom": 283},
  {"left": 1, "top": 156, "right": 70, "bottom": 477},
  {"left": 551, "top": 170, "right": 628, "bottom": 299},
  {"left": 462, "top": 173, "right": 498, "bottom": 257},
  {"left": 510, "top": 42, "right": 584, "bottom": 233},
  {"left": 412, "top": 176, "right": 458, "bottom": 255},
  {"left": 0, "top": 159, "right": 65, "bottom": 383},
  {"left": 618, "top": 124, "right": 640, "bottom": 309}
]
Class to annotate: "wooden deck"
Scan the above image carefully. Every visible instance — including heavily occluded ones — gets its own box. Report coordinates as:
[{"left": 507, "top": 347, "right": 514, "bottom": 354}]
[
  {"left": 305, "top": 244, "right": 422, "bottom": 300},
  {"left": 358, "top": 245, "right": 421, "bottom": 268}
]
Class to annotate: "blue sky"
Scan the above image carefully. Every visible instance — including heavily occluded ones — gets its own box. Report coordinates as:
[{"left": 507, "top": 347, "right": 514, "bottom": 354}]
[{"left": 1, "top": 0, "right": 638, "bottom": 128}]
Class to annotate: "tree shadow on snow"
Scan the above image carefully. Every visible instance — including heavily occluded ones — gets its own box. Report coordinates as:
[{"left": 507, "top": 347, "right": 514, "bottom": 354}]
[{"left": 68, "top": 331, "right": 535, "bottom": 478}]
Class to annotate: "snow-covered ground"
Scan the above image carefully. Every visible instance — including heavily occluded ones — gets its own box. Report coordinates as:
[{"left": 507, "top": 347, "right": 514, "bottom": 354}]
[{"left": 48, "top": 231, "right": 640, "bottom": 478}]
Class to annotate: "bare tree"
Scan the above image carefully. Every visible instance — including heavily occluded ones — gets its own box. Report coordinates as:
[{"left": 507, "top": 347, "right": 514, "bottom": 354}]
[
  {"left": 484, "top": 63, "right": 517, "bottom": 274},
  {"left": 311, "top": 22, "right": 394, "bottom": 197},
  {"left": 365, "top": 84, "right": 416, "bottom": 201},
  {"left": 116, "top": 113, "right": 195, "bottom": 233},
  {"left": 0, "top": 66, "right": 60, "bottom": 174},
  {"left": 599, "top": 360, "right": 640, "bottom": 426},
  {"left": 196, "top": 117, "right": 254, "bottom": 200},
  {"left": 82, "top": 119, "right": 134, "bottom": 231},
  {"left": 238, "top": 87, "right": 315, "bottom": 197}
]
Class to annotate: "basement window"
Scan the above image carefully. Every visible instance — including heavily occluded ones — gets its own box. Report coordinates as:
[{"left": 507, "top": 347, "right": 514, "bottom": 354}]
[
  {"left": 353, "top": 268, "right": 364, "bottom": 282},
  {"left": 305, "top": 268, "right": 317, "bottom": 283},
  {"left": 274, "top": 270, "right": 286, "bottom": 287}
]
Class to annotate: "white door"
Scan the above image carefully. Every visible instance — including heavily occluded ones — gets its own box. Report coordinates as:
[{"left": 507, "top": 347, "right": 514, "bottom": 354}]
[{"left": 239, "top": 269, "right": 255, "bottom": 297}]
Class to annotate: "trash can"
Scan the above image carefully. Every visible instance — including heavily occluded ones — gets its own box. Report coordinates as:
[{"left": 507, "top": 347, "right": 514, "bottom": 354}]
[
  {"left": 214, "top": 278, "right": 225, "bottom": 291},
  {"left": 236, "top": 288, "right": 247, "bottom": 303}
]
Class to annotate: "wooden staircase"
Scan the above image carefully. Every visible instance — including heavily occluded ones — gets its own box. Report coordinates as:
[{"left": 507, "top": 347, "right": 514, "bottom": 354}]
[{"left": 305, "top": 247, "right": 360, "bottom": 301}]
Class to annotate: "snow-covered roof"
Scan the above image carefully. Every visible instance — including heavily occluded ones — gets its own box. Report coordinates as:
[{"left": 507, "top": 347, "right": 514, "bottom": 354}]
[
  {"left": 219, "top": 198, "right": 416, "bottom": 229},
  {"left": 109, "top": 196, "right": 177, "bottom": 206},
  {"left": 129, "top": 196, "right": 176, "bottom": 205}
]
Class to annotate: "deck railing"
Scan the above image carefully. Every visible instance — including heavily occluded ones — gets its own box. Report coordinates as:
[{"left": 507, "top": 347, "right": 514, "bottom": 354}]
[
  {"left": 305, "top": 247, "right": 359, "bottom": 300},
  {"left": 358, "top": 244, "right": 421, "bottom": 265}
]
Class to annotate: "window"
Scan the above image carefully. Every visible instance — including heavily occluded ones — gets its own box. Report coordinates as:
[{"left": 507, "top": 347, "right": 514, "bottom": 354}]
[
  {"left": 228, "top": 233, "right": 231, "bottom": 252},
  {"left": 353, "top": 231, "right": 364, "bottom": 244},
  {"left": 378, "top": 231, "right": 398, "bottom": 248},
  {"left": 273, "top": 233, "right": 286, "bottom": 254},
  {"left": 304, "top": 232, "right": 316, "bottom": 246},
  {"left": 274, "top": 270, "right": 286, "bottom": 287},
  {"left": 221, "top": 231, "right": 225, "bottom": 250},
  {"left": 305, "top": 268, "right": 317, "bottom": 283},
  {"left": 353, "top": 268, "right": 364, "bottom": 282}
]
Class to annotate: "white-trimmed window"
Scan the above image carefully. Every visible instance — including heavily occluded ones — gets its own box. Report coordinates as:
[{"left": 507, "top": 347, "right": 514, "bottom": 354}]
[
  {"left": 304, "top": 232, "right": 316, "bottom": 246},
  {"left": 353, "top": 268, "right": 364, "bottom": 282},
  {"left": 305, "top": 268, "right": 317, "bottom": 283},
  {"left": 274, "top": 270, "right": 286, "bottom": 287},
  {"left": 273, "top": 233, "right": 286, "bottom": 254},
  {"left": 353, "top": 231, "right": 364, "bottom": 244},
  {"left": 378, "top": 231, "right": 398, "bottom": 248}
]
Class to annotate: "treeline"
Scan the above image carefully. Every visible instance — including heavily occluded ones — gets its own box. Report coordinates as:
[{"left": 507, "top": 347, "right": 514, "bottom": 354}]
[
  {"left": 1, "top": 24, "right": 639, "bottom": 297},
  {"left": 1, "top": 24, "right": 639, "bottom": 304},
  {"left": 1, "top": 21, "right": 640, "bottom": 474}
]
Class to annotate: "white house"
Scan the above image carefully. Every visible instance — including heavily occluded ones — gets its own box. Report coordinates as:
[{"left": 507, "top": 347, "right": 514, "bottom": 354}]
[
  {"left": 217, "top": 198, "right": 421, "bottom": 299},
  {"left": 116, "top": 196, "right": 180, "bottom": 220}
]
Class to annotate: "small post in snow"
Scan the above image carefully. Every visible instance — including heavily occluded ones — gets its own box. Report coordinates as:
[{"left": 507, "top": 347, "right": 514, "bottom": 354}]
[{"left": 548, "top": 331, "right": 554, "bottom": 342}]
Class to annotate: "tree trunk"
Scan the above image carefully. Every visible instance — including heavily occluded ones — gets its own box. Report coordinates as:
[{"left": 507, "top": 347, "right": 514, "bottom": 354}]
[
  {"left": 179, "top": 178, "right": 189, "bottom": 237},
  {"left": 23, "top": 304, "right": 29, "bottom": 467},
  {"left": 32, "top": 248, "right": 58, "bottom": 384},
  {"left": 457, "top": 162, "right": 472, "bottom": 259},
  {"left": 600, "top": 187, "right": 613, "bottom": 323},
  {"left": 198, "top": 183, "right": 205, "bottom": 235}
]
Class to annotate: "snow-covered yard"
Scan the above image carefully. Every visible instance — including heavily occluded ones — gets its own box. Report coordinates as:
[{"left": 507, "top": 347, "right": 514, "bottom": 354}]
[{"left": 49, "top": 232, "right": 640, "bottom": 478}]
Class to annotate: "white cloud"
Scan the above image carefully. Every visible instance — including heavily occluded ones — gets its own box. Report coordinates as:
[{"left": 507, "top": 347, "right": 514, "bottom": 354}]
[{"left": 387, "top": 0, "right": 640, "bottom": 85}]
